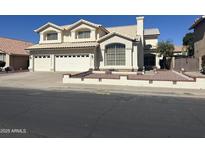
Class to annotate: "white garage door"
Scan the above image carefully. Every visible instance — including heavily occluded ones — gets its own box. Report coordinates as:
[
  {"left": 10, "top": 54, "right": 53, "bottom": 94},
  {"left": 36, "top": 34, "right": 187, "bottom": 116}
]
[
  {"left": 34, "top": 55, "right": 51, "bottom": 71},
  {"left": 55, "top": 54, "right": 90, "bottom": 72}
]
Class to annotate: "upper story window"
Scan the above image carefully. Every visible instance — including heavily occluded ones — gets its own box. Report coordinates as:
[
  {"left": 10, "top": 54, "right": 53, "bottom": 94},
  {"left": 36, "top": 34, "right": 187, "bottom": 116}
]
[
  {"left": 77, "top": 30, "right": 91, "bottom": 39},
  {"left": 46, "top": 32, "right": 58, "bottom": 40}
]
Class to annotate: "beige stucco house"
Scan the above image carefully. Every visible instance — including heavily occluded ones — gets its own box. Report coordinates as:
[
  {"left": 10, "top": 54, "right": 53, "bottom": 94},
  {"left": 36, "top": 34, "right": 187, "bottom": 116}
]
[
  {"left": 27, "top": 16, "right": 160, "bottom": 72},
  {"left": 190, "top": 16, "right": 205, "bottom": 70},
  {"left": 173, "top": 45, "right": 187, "bottom": 56},
  {"left": 0, "top": 37, "right": 33, "bottom": 70}
]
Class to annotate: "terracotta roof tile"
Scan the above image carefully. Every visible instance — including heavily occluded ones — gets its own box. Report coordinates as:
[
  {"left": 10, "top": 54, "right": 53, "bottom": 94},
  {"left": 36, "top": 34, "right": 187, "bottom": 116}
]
[
  {"left": 106, "top": 25, "right": 160, "bottom": 38},
  {"left": 0, "top": 37, "right": 33, "bottom": 55},
  {"left": 174, "top": 45, "right": 187, "bottom": 53},
  {"left": 27, "top": 41, "right": 99, "bottom": 50}
]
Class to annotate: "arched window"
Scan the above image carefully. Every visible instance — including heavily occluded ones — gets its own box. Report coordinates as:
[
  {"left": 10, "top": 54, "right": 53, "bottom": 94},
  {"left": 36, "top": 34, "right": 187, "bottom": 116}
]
[
  {"left": 44, "top": 31, "right": 58, "bottom": 40},
  {"left": 105, "top": 43, "right": 125, "bottom": 66}
]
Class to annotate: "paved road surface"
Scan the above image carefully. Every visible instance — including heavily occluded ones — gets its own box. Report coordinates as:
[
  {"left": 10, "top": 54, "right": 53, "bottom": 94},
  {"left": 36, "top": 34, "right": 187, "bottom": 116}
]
[{"left": 0, "top": 87, "right": 205, "bottom": 138}]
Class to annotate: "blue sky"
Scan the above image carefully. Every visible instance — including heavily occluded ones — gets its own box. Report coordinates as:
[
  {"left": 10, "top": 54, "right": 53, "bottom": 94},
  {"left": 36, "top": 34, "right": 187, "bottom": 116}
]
[{"left": 0, "top": 15, "right": 199, "bottom": 45}]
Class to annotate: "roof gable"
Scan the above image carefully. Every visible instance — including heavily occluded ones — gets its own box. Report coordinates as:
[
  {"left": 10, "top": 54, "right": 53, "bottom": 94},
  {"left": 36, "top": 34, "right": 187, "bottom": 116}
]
[
  {"left": 98, "top": 32, "right": 139, "bottom": 42},
  {"left": 66, "top": 19, "right": 109, "bottom": 33},
  {"left": 34, "top": 22, "right": 63, "bottom": 33}
]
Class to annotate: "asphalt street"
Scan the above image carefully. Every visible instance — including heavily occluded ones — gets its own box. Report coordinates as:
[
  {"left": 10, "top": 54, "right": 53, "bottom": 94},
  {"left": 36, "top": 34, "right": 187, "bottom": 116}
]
[{"left": 0, "top": 87, "right": 205, "bottom": 138}]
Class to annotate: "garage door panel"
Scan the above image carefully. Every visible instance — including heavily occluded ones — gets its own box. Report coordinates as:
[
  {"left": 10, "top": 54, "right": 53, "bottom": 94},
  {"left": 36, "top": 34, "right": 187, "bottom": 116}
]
[
  {"left": 55, "top": 54, "right": 90, "bottom": 72},
  {"left": 34, "top": 55, "right": 51, "bottom": 71}
]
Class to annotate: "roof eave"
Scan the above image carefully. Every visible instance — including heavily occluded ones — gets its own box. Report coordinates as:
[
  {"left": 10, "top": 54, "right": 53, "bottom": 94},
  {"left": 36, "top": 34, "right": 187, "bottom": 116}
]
[
  {"left": 144, "top": 33, "right": 160, "bottom": 36},
  {"left": 27, "top": 46, "right": 98, "bottom": 50},
  {"left": 34, "top": 22, "right": 63, "bottom": 33},
  {"left": 99, "top": 26, "right": 110, "bottom": 34},
  {"left": 98, "top": 32, "right": 137, "bottom": 43}
]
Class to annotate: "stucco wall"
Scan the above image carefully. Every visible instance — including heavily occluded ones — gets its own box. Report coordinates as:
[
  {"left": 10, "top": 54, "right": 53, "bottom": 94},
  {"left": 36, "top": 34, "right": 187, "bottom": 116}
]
[
  {"left": 63, "top": 75, "right": 205, "bottom": 90},
  {"left": 98, "top": 35, "right": 135, "bottom": 70},
  {"left": 144, "top": 36, "right": 158, "bottom": 49},
  {"left": 69, "top": 24, "right": 96, "bottom": 42},
  {"left": 194, "top": 21, "right": 205, "bottom": 58},
  {"left": 39, "top": 24, "right": 107, "bottom": 44},
  {"left": 39, "top": 27, "right": 62, "bottom": 44}
]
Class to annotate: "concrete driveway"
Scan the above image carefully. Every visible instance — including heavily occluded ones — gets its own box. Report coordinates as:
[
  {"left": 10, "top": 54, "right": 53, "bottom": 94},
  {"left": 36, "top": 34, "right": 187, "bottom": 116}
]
[{"left": 0, "top": 72, "right": 65, "bottom": 89}]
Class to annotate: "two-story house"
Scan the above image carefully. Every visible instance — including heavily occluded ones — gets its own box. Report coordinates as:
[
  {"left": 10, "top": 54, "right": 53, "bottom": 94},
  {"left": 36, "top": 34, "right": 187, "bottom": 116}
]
[
  {"left": 27, "top": 16, "right": 160, "bottom": 72},
  {"left": 190, "top": 16, "right": 205, "bottom": 70}
]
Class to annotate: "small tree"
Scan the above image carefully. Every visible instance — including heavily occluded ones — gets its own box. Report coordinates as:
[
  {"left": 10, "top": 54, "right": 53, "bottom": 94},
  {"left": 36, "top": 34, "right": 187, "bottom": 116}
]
[
  {"left": 156, "top": 40, "right": 174, "bottom": 69},
  {"left": 183, "top": 32, "right": 194, "bottom": 56}
]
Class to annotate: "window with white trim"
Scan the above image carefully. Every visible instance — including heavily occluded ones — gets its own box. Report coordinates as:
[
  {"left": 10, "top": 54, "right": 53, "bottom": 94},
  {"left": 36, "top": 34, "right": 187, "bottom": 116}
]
[
  {"left": 77, "top": 31, "right": 91, "bottom": 39},
  {"left": 46, "top": 32, "right": 58, "bottom": 40},
  {"left": 105, "top": 43, "right": 126, "bottom": 66}
]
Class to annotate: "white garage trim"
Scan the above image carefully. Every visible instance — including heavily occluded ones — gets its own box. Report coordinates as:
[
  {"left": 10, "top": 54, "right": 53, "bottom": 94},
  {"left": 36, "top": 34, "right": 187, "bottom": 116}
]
[
  {"left": 34, "top": 55, "right": 51, "bottom": 71},
  {"left": 54, "top": 53, "right": 91, "bottom": 72}
]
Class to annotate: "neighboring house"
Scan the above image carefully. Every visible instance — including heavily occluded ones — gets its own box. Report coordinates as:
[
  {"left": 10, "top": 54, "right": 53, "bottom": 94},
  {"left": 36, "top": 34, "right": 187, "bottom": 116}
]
[
  {"left": 0, "top": 37, "right": 33, "bottom": 70},
  {"left": 27, "top": 16, "right": 160, "bottom": 72},
  {"left": 173, "top": 45, "right": 187, "bottom": 56},
  {"left": 189, "top": 16, "right": 205, "bottom": 70}
]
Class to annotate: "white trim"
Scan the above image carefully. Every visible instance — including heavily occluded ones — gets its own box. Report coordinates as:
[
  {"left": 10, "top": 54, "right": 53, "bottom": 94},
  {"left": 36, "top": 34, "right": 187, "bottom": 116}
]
[{"left": 34, "top": 22, "right": 63, "bottom": 33}]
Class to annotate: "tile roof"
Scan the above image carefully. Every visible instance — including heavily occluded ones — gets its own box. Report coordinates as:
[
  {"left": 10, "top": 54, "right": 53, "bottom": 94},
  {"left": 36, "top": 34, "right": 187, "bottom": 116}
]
[
  {"left": 106, "top": 25, "right": 138, "bottom": 38},
  {"left": 144, "top": 28, "right": 160, "bottom": 36},
  {"left": 98, "top": 32, "right": 139, "bottom": 42},
  {"left": 63, "top": 19, "right": 109, "bottom": 33},
  {"left": 173, "top": 45, "right": 187, "bottom": 53},
  {"left": 35, "top": 19, "right": 109, "bottom": 34},
  {"left": 106, "top": 25, "right": 160, "bottom": 38},
  {"left": 27, "top": 42, "right": 99, "bottom": 50},
  {"left": 0, "top": 37, "right": 33, "bottom": 55},
  {"left": 65, "top": 19, "right": 102, "bottom": 30},
  {"left": 34, "top": 22, "right": 63, "bottom": 32}
]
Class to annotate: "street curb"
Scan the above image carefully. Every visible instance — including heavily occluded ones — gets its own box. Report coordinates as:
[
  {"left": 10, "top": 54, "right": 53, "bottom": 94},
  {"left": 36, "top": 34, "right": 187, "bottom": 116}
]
[{"left": 0, "top": 84, "right": 205, "bottom": 99}]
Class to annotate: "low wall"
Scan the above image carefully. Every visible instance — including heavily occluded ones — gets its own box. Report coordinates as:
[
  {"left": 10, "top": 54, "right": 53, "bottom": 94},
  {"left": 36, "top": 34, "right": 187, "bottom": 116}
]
[
  {"left": 172, "top": 57, "right": 199, "bottom": 71},
  {"left": 63, "top": 75, "right": 205, "bottom": 90}
]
